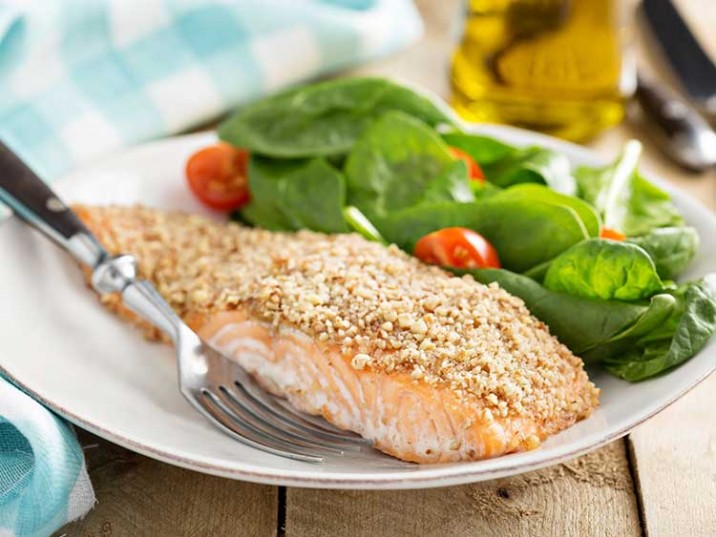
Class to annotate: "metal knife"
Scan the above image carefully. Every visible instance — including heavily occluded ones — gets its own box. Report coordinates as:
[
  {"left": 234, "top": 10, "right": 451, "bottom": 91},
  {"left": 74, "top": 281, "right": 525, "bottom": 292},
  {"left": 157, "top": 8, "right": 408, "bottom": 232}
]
[
  {"left": 643, "top": 0, "right": 716, "bottom": 123},
  {"left": 635, "top": 73, "right": 716, "bottom": 172},
  {"left": 636, "top": 0, "right": 716, "bottom": 171}
]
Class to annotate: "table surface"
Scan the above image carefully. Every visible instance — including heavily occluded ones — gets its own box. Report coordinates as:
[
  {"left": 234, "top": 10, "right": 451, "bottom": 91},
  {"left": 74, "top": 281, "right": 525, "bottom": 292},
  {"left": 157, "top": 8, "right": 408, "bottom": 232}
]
[{"left": 58, "top": 1, "right": 715, "bottom": 535}]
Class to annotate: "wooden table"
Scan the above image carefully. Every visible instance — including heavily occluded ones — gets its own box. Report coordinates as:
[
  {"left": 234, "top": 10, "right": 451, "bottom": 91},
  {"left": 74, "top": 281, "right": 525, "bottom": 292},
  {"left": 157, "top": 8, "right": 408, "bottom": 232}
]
[{"left": 58, "top": 1, "right": 715, "bottom": 535}]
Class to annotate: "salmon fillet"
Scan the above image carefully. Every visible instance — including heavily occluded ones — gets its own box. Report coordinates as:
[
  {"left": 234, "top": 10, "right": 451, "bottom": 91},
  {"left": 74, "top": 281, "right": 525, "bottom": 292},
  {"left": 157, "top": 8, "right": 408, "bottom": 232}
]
[{"left": 75, "top": 204, "right": 599, "bottom": 463}]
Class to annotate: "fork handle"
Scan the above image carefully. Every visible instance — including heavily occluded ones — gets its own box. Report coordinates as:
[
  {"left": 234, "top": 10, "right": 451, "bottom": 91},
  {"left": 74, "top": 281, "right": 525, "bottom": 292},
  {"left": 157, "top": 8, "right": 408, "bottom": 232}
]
[
  {"left": 0, "top": 140, "right": 108, "bottom": 267},
  {"left": 0, "top": 141, "right": 183, "bottom": 340}
]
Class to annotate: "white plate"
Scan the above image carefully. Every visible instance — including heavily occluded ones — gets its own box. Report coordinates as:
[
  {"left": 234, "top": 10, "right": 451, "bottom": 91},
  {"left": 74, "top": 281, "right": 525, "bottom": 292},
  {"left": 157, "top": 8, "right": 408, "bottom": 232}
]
[{"left": 1, "top": 127, "right": 715, "bottom": 490}]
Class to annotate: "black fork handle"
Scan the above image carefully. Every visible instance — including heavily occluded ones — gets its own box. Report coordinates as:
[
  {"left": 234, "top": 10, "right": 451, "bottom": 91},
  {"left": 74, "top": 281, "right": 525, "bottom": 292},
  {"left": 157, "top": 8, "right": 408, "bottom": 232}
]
[{"left": 0, "top": 140, "right": 107, "bottom": 267}]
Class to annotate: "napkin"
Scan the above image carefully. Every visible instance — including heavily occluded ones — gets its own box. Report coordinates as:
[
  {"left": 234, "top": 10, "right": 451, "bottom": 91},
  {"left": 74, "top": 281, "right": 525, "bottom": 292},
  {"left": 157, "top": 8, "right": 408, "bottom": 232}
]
[
  {"left": 0, "top": 0, "right": 422, "bottom": 534},
  {"left": 0, "top": 0, "right": 423, "bottom": 178},
  {"left": 0, "top": 378, "right": 95, "bottom": 536}
]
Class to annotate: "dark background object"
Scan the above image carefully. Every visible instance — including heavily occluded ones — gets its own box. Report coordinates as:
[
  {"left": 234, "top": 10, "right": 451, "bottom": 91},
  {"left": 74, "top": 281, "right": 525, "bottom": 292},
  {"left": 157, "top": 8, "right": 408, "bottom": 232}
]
[
  {"left": 642, "top": 0, "right": 716, "bottom": 123},
  {"left": 635, "top": 0, "right": 716, "bottom": 172},
  {"left": 635, "top": 75, "right": 716, "bottom": 172}
]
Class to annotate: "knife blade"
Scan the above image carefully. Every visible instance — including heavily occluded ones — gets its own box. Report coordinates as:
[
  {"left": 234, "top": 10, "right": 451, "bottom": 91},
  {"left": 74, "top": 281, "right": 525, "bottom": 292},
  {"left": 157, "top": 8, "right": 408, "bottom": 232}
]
[{"left": 642, "top": 0, "right": 716, "bottom": 122}]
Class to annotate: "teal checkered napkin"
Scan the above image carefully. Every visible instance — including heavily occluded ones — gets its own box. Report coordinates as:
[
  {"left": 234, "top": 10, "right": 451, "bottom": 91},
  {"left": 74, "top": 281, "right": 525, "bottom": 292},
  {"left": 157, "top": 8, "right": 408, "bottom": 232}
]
[
  {"left": 0, "top": 0, "right": 422, "bottom": 179},
  {"left": 0, "top": 377, "right": 95, "bottom": 537},
  {"left": 0, "top": 1, "right": 422, "bottom": 535}
]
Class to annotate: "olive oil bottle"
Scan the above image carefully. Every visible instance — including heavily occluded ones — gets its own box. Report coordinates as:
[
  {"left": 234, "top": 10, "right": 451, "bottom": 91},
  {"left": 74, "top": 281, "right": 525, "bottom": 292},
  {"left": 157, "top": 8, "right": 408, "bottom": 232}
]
[{"left": 451, "top": 0, "right": 635, "bottom": 141}]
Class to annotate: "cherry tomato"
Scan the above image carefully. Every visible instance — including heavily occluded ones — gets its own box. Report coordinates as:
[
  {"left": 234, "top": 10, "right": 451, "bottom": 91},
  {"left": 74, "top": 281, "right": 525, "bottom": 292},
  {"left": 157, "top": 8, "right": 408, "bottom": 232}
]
[
  {"left": 186, "top": 142, "right": 250, "bottom": 211},
  {"left": 414, "top": 227, "right": 501, "bottom": 269},
  {"left": 448, "top": 146, "right": 485, "bottom": 183},
  {"left": 600, "top": 227, "right": 626, "bottom": 241}
]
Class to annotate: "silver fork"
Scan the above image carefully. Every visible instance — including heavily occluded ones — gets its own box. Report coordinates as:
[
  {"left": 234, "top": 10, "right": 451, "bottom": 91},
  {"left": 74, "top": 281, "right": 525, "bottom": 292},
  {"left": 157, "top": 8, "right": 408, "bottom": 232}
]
[{"left": 0, "top": 141, "right": 369, "bottom": 463}]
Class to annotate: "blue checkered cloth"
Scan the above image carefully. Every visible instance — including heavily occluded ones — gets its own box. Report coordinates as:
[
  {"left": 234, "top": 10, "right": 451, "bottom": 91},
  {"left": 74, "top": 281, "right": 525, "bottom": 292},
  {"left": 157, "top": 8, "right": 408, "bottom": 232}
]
[
  {"left": 0, "top": 1, "right": 422, "bottom": 535},
  {"left": 0, "top": 378, "right": 95, "bottom": 537},
  {"left": 0, "top": 0, "right": 422, "bottom": 179}
]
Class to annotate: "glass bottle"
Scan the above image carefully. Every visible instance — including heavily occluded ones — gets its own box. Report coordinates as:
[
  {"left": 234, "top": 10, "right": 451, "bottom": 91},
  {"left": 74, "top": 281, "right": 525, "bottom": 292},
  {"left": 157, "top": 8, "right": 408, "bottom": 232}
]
[{"left": 450, "top": 0, "right": 635, "bottom": 141}]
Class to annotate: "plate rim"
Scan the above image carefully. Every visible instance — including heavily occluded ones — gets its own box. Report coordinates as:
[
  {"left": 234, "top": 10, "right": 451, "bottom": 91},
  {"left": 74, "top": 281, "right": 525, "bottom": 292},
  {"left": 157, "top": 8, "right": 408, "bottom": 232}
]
[{"left": 2, "top": 124, "right": 715, "bottom": 489}]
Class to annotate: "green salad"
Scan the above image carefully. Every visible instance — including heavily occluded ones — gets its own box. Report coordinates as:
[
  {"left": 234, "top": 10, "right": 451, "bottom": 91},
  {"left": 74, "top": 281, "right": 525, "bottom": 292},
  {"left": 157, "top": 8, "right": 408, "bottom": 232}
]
[{"left": 213, "top": 77, "right": 716, "bottom": 382}]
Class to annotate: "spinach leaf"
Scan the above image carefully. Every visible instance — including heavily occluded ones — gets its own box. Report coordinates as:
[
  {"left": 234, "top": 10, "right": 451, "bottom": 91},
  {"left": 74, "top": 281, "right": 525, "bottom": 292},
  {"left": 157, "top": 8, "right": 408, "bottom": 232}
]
[
  {"left": 219, "top": 77, "right": 455, "bottom": 158},
  {"left": 441, "top": 132, "right": 576, "bottom": 195},
  {"left": 522, "top": 259, "right": 552, "bottom": 281},
  {"left": 627, "top": 227, "right": 699, "bottom": 280},
  {"left": 579, "top": 293, "right": 677, "bottom": 363},
  {"left": 441, "top": 132, "right": 514, "bottom": 165},
  {"left": 343, "top": 206, "right": 387, "bottom": 244},
  {"left": 544, "top": 239, "right": 663, "bottom": 301},
  {"left": 575, "top": 140, "right": 683, "bottom": 235},
  {"left": 237, "top": 158, "right": 303, "bottom": 230},
  {"left": 494, "top": 184, "right": 601, "bottom": 237},
  {"left": 624, "top": 175, "right": 684, "bottom": 236},
  {"left": 575, "top": 141, "right": 640, "bottom": 230},
  {"left": 482, "top": 146, "right": 577, "bottom": 196},
  {"left": 344, "top": 111, "right": 472, "bottom": 220},
  {"left": 379, "top": 198, "right": 589, "bottom": 272},
  {"left": 605, "top": 276, "right": 716, "bottom": 381},
  {"left": 469, "top": 268, "right": 714, "bottom": 379},
  {"left": 422, "top": 160, "right": 474, "bottom": 204},
  {"left": 471, "top": 180, "right": 503, "bottom": 200},
  {"left": 466, "top": 268, "right": 650, "bottom": 354},
  {"left": 238, "top": 157, "right": 349, "bottom": 233}
]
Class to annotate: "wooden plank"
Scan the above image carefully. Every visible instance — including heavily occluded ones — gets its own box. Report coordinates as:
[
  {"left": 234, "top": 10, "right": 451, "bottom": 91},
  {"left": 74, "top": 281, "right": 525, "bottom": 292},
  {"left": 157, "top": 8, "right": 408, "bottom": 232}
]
[
  {"left": 55, "top": 431, "right": 277, "bottom": 537},
  {"left": 286, "top": 441, "right": 640, "bottom": 537},
  {"left": 628, "top": 375, "right": 716, "bottom": 537}
]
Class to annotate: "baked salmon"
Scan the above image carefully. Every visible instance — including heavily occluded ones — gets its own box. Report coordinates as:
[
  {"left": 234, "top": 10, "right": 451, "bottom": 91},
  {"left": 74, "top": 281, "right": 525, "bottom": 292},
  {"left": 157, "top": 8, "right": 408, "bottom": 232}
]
[{"left": 75, "top": 204, "right": 599, "bottom": 463}]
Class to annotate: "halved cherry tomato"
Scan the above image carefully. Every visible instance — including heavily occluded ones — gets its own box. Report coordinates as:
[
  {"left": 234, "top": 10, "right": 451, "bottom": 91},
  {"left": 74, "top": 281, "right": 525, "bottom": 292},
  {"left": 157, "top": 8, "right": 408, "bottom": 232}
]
[
  {"left": 448, "top": 146, "right": 485, "bottom": 183},
  {"left": 600, "top": 227, "right": 626, "bottom": 241},
  {"left": 414, "top": 227, "right": 500, "bottom": 269},
  {"left": 186, "top": 142, "right": 250, "bottom": 211}
]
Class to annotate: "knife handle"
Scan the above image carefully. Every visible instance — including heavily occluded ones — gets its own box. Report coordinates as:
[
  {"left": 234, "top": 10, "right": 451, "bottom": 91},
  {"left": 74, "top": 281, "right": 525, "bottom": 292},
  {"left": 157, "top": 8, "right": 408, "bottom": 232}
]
[
  {"left": 0, "top": 140, "right": 108, "bottom": 267},
  {"left": 635, "top": 76, "right": 716, "bottom": 172}
]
